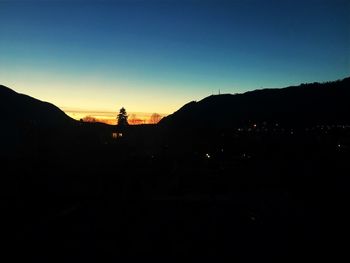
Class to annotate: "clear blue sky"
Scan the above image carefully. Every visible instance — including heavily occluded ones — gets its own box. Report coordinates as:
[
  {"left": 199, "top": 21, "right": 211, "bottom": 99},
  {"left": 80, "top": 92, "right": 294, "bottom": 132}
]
[{"left": 0, "top": 0, "right": 349, "bottom": 114}]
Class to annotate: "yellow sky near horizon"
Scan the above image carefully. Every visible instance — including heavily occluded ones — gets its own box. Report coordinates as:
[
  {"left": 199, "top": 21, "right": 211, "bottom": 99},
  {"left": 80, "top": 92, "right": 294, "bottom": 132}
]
[
  {"left": 63, "top": 108, "right": 168, "bottom": 125},
  {"left": 1, "top": 75, "right": 200, "bottom": 117},
  {"left": 0, "top": 78, "right": 175, "bottom": 124}
]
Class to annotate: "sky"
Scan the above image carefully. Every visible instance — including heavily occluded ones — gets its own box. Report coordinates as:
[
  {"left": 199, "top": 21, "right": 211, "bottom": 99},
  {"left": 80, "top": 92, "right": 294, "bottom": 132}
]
[{"left": 0, "top": 0, "right": 349, "bottom": 122}]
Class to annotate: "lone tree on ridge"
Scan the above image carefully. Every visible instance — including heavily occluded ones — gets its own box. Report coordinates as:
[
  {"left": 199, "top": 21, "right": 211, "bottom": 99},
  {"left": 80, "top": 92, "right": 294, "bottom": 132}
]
[{"left": 117, "top": 107, "right": 129, "bottom": 127}]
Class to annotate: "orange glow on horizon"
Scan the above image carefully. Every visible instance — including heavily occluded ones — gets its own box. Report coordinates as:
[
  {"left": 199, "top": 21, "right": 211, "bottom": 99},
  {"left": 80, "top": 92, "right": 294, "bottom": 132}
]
[{"left": 64, "top": 109, "right": 167, "bottom": 125}]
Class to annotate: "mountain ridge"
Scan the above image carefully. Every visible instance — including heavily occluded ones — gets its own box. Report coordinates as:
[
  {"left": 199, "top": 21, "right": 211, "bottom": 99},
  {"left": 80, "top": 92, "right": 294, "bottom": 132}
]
[
  {"left": 0, "top": 84, "right": 74, "bottom": 126},
  {"left": 0, "top": 84, "right": 76, "bottom": 156},
  {"left": 160, "top": 77, "right": 350, "bottom": 129}
]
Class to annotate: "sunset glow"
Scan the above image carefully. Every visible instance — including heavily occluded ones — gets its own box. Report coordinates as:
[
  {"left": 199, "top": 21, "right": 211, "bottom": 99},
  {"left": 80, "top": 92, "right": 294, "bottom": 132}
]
[
  {"left": 1, "top": 0, "right": 349, "bottom": 118},
  {"left": 63, "top": 108, "right": 167, "bottom": 125},
  {"left": 1, "top": 0, "right": 349, "bottom": 260}
]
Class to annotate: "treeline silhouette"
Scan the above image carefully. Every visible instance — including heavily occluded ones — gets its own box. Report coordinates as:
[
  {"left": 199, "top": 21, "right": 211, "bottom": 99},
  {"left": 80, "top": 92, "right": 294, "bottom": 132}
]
[
  {"left": 81, "top": 112, "right": 163, "bottom": 125},
  {"left": 0, "top": 77, "right": 349, "bottom": 261}
]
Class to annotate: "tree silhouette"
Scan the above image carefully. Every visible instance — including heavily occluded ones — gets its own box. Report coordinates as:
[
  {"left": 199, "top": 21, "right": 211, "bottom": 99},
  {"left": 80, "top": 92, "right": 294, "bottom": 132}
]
[
  {"left": 149, "top": 113, "right": 162, "bottom": 124},
  {"left": 82, "top": 115, "right": 97, "bottom": 123},
  {"left": 129, "top": 114, "right": 136, "bottom": 124},
  {"left": 129, "top": 114, "right": 144, "bottom": 125},
  {"left": 117, "top": 107, "right": 129, "bottom": 127}
]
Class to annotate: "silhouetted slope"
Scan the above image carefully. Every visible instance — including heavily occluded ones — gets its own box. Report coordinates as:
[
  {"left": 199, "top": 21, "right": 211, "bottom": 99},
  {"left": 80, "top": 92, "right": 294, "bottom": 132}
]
[
  {"left": 0, "top": 85, "right": 75, "bottom": 155},
  {"left": 160, "top": 77, "right": 350, "bottom": 129},
  {"left": 0, "top": 84, "right": 73, "bottom": 126}
]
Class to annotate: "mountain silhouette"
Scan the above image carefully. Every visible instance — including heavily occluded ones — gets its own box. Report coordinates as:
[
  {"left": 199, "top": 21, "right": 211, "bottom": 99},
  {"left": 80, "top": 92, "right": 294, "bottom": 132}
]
[
  {"left": 0, "top": 85, "right": 73, "bottom": 126},
  {"left": 160, "top": 77, "right": 350, "bottom": 130},
  {"left": 0, "top": 85, "right": 74, "bottom": 156},
  {"left": 1, "top": 81, "right": 349, "bottom": 261}
]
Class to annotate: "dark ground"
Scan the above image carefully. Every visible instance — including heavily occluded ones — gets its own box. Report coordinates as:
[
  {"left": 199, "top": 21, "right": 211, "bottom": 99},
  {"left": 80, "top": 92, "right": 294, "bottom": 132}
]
[{"left": 1, "top": 123, "right": 349, "bottom": 262}]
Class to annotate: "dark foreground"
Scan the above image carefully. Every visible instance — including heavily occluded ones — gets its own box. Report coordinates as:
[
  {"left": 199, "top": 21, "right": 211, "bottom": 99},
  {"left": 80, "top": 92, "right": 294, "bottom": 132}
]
[{"left": 1, "top": 124, "right": 349, "bottom": 262}]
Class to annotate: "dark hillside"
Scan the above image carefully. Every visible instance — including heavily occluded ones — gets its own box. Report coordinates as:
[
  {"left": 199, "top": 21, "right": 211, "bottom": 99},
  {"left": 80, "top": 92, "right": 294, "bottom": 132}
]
[
  {"left": 1, "top": 79, "right": 349, "bottom": 261},
  {"left": 161, "top": 77, "right": 350, "bottom": 130}
]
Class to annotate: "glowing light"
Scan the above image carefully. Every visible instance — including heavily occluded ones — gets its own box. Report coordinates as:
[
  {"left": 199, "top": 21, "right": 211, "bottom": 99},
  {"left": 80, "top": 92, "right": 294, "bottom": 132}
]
[{"left": 112, "top": 132, "right": 123, "bottom": 139}]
